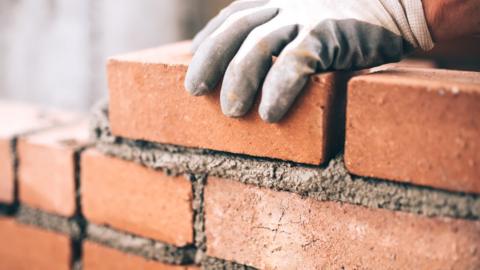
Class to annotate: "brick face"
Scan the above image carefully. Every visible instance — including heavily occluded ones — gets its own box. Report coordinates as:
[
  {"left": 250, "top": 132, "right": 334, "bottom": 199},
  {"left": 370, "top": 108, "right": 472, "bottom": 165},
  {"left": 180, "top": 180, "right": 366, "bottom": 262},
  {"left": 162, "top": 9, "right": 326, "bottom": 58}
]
[
  {"left": 345, "top": 68, "right": 480, "bottom": 193},
  {"left": 81, "top": 149, "right": 194, "bottom": 246},
  {"left": 83, "top": 241, "right": 196, "bottom": 270},
  {"left": 0, "top": 139, "right": 14, "bottom": 203},
  {"left": 18, "top": 121, "right": 90, "bottom": 216},
  {"left": 0, "top": 217, "right": 71, "bottom": 270},
  {"left": 108, "top": 41, "right": 348, "bottom": 165},
  {"left": 204, "top": 178, "right": 480, "bottom": 270}
]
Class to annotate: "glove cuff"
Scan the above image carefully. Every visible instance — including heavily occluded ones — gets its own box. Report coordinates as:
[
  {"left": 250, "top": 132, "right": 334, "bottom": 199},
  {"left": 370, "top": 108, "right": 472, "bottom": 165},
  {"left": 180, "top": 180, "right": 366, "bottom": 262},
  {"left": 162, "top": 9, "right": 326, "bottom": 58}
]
[{"left": 381, "top": 0, "right": 434, "bottom": 51}]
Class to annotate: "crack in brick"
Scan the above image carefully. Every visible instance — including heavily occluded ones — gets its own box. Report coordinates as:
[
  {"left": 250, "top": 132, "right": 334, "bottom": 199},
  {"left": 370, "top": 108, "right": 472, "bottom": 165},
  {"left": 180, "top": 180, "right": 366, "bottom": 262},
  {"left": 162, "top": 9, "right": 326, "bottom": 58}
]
[
  {"left": 301, "top": 238, "right": 320, "bottom": 250},
  {"left": 272, "top": 208, "right": 287, "bottom": 242}
]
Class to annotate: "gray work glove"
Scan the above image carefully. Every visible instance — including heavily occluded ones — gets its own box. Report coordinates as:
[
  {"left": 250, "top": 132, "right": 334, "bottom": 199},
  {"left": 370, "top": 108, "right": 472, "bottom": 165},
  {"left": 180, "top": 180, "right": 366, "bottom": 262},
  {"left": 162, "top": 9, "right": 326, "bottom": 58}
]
[{"left": 185, "top": 0, "right": 434, "bottom": 122}]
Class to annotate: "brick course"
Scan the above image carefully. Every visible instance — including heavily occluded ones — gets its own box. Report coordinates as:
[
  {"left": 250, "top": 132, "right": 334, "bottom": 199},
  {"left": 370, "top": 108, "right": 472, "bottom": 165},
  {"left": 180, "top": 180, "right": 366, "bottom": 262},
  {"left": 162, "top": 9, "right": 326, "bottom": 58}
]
[
  {"left": 346, "top": 68, "right": 480, "bottom": 193},
  {"left": 0, "top": 217, "right": 72, "bottom": 270},
  {"left": 107, "top": 41, "right": 348, "bottom": 165},
  {"left": 204, "top": 177, "right": 480, "bottom": 270},
  {"left": 81, "top": 149, "right": 194, "bottom": 246},
  {"left": 18, "top": 121, "right": 90, "bottom": 216}
]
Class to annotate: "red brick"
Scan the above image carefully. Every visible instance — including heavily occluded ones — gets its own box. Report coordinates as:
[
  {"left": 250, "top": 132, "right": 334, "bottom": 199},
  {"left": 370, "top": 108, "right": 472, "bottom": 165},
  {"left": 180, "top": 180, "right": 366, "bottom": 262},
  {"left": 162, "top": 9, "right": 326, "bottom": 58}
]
[
  {"left": 81, "top": 149, "right": 193, "bottom": 246},
  {"left": 0, "top": 217, "right": 71, "bottom": 270},
  {"left": 108, "top": 41, "right": 348, "bottom": 165},
  {"left": 18, "top": 121, "right": 90, "bottom": 216},
  {"left": 345, "top": 68, "right": 480, "bottom": 193},
  {"left": 0, "top": 139, "right": 14, "bottom": 203},
  {"left": 83, "top": 241, "right": 197, "bottom": 270},
  {"left": 0, "top": 100, "right": 79, "bottom": 204},
  {"left": 205, "top": 178, "right": 480, "bottom": 270}
]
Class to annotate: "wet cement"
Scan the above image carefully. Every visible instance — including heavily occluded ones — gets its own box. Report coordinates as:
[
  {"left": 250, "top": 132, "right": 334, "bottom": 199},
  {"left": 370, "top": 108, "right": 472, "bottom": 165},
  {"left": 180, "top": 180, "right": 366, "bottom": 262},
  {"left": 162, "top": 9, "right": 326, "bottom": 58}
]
[
  {"left": 16, "top": 205, "right": 81, "bottom": 238},
  {"left": 202, "top": 257, "right": 257, "bottom": 270},
  {"left": 92, "top": 103, "right": 480, "bottom": 220},
  {"left": 191, "top": 174, "right": 207, "bottom": 264},
  {"left": 86, "top": 223, "right": 196, "bottom": 265}
]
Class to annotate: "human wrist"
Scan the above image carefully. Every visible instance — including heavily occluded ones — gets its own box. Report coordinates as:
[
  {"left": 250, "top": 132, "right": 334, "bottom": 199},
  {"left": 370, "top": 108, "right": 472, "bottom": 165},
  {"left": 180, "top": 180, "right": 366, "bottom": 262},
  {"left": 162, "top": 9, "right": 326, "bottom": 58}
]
[
  {"left": 422, "top": 0, "right": 447, "bottom": 41},
  {"left": 422, "top": 0, "right": 480, "bottom": 41}
]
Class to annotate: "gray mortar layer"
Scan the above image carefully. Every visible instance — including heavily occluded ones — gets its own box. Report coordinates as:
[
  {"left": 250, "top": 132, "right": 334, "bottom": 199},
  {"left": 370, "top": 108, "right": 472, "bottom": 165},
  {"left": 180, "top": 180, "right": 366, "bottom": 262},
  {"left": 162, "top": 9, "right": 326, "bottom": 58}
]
[
  {"left": 92, "top": 103, "right": 480, "bottom": 220},
  {"left": 15, "top": 206, "right": 81, "bottom": 238},
  {"left": 15, "top": 206, "right": 83, "bottom": 270},
  {"left": 86, "top": 223, "right": 196, "bottom": 265},
  {"left": 191, "top": 174, "right": 207, "bottom": 264},
  {"left": 202, "top": 257, "right": 257, "bottom": 270}
]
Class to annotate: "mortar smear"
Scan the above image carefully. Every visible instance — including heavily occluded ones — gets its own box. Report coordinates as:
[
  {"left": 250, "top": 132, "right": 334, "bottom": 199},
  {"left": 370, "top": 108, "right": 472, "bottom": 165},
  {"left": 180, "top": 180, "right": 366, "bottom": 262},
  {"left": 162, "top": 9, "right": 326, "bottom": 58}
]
[
  {"left": 202, "top": 257, "right": 257, "bottom": 270},
  {"left": 15, "top": 205, "right": 81, "bottom": 238},
  {"left": 86, "top": 223, "right": 196, "bottom": 265},
  {"left": 191, "top": 174, "right": 207, "bottom": 264},
  {"left": 92, "top": 103, "right": 480, "bottom": 220}
]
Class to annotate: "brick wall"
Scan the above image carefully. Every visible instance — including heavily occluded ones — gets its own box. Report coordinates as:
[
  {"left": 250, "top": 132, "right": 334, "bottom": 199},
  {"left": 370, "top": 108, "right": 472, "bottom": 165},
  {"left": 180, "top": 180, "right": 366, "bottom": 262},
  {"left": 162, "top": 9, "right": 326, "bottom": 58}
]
[{"left": 1, "top": 41, "right": 479, "bottom": 269}]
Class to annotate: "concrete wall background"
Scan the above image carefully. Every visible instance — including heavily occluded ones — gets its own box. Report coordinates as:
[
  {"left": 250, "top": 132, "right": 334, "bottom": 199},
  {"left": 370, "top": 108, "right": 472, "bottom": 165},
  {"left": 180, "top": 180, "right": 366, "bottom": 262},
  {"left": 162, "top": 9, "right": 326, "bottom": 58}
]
[{"left": 0, "top": 0, "right": 232, "bottom": 111}]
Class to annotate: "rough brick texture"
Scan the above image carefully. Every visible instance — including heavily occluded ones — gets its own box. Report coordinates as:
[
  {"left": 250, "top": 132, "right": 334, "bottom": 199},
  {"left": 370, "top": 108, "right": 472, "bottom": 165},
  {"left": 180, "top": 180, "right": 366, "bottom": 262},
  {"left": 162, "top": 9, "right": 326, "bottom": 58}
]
[
  {"left": 0, "top": 217, "right": 71, "bottom": 270},
  {"left": 81, "top": 149, "right": 194, "bottom": 246},
  {"left": 108, "top": 41, "right": 348, "bottom": 165},
  {"left": 83, "top": 241, "right": 197, "bottom": 270},
  {"left": 0, "top": 100, "right": 78, "bottom": 203},
  {"left": 18, "top": 121, "right": 89, "bottom": 216},
  {"left": 346, "top": 68, "right": 480, "bottom": 193},
  {"left": 205, "top": 178, "right": 480, "bottom": 270}
]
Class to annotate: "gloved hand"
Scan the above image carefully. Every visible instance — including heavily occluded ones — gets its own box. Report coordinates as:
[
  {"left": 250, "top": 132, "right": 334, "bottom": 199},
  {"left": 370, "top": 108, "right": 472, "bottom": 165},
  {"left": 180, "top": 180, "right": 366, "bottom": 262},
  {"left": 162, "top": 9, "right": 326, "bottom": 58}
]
[{"left": 185, "top": 0, "right": 434, "bottom": 123}]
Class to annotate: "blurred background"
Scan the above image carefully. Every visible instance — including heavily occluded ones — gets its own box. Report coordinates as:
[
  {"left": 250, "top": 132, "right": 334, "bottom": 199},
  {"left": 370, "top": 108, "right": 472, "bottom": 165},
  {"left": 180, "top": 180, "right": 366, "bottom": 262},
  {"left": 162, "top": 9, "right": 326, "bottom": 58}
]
[
  {"left": 0, "top": 0, "right": 232, "bottom": 111},
  {"left": 0, "top": 0, "right": 478, "bottom": 112}
]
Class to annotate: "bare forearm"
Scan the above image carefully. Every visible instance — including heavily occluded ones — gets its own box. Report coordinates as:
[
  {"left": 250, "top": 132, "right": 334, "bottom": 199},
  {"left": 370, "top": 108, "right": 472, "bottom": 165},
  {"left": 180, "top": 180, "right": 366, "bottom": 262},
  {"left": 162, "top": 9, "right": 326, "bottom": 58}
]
[{"left": 423, "top": 0, "right": 480, "bottom": 41}]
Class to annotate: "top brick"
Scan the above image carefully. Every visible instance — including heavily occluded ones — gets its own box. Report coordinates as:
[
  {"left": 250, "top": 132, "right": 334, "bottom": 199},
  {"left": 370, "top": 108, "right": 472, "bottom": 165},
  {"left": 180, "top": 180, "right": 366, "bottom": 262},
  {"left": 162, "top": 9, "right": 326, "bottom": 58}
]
[
  {"left": 107, "top": 41, "right": 349, "bottom": 165},
  {"left": 345, "top": 68, "right": 480, "bottom": 194}
]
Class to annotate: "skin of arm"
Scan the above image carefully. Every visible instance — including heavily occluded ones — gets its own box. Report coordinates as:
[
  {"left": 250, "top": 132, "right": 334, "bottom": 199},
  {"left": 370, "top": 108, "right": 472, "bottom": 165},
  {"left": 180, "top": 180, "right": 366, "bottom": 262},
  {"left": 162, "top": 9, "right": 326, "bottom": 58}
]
[{"left": 423, "top": 0, "right": 480, "bottom": 41}]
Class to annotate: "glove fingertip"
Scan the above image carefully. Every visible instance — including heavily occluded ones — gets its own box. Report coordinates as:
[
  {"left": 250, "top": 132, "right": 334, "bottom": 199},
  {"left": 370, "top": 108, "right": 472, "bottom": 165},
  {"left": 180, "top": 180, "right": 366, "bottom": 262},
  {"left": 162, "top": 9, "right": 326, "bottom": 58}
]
[
  {"left": 259, "top": 104, "right": 282, "bottom": 123},
  {"left": 220, "top": 90, "right": 248, "bottom": 117},
  {"left": 184, "top": 79, "right": 210, "bottom": 96},
  {"left": 221, "top": 105, "right": 243, "bottom": 118}
]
